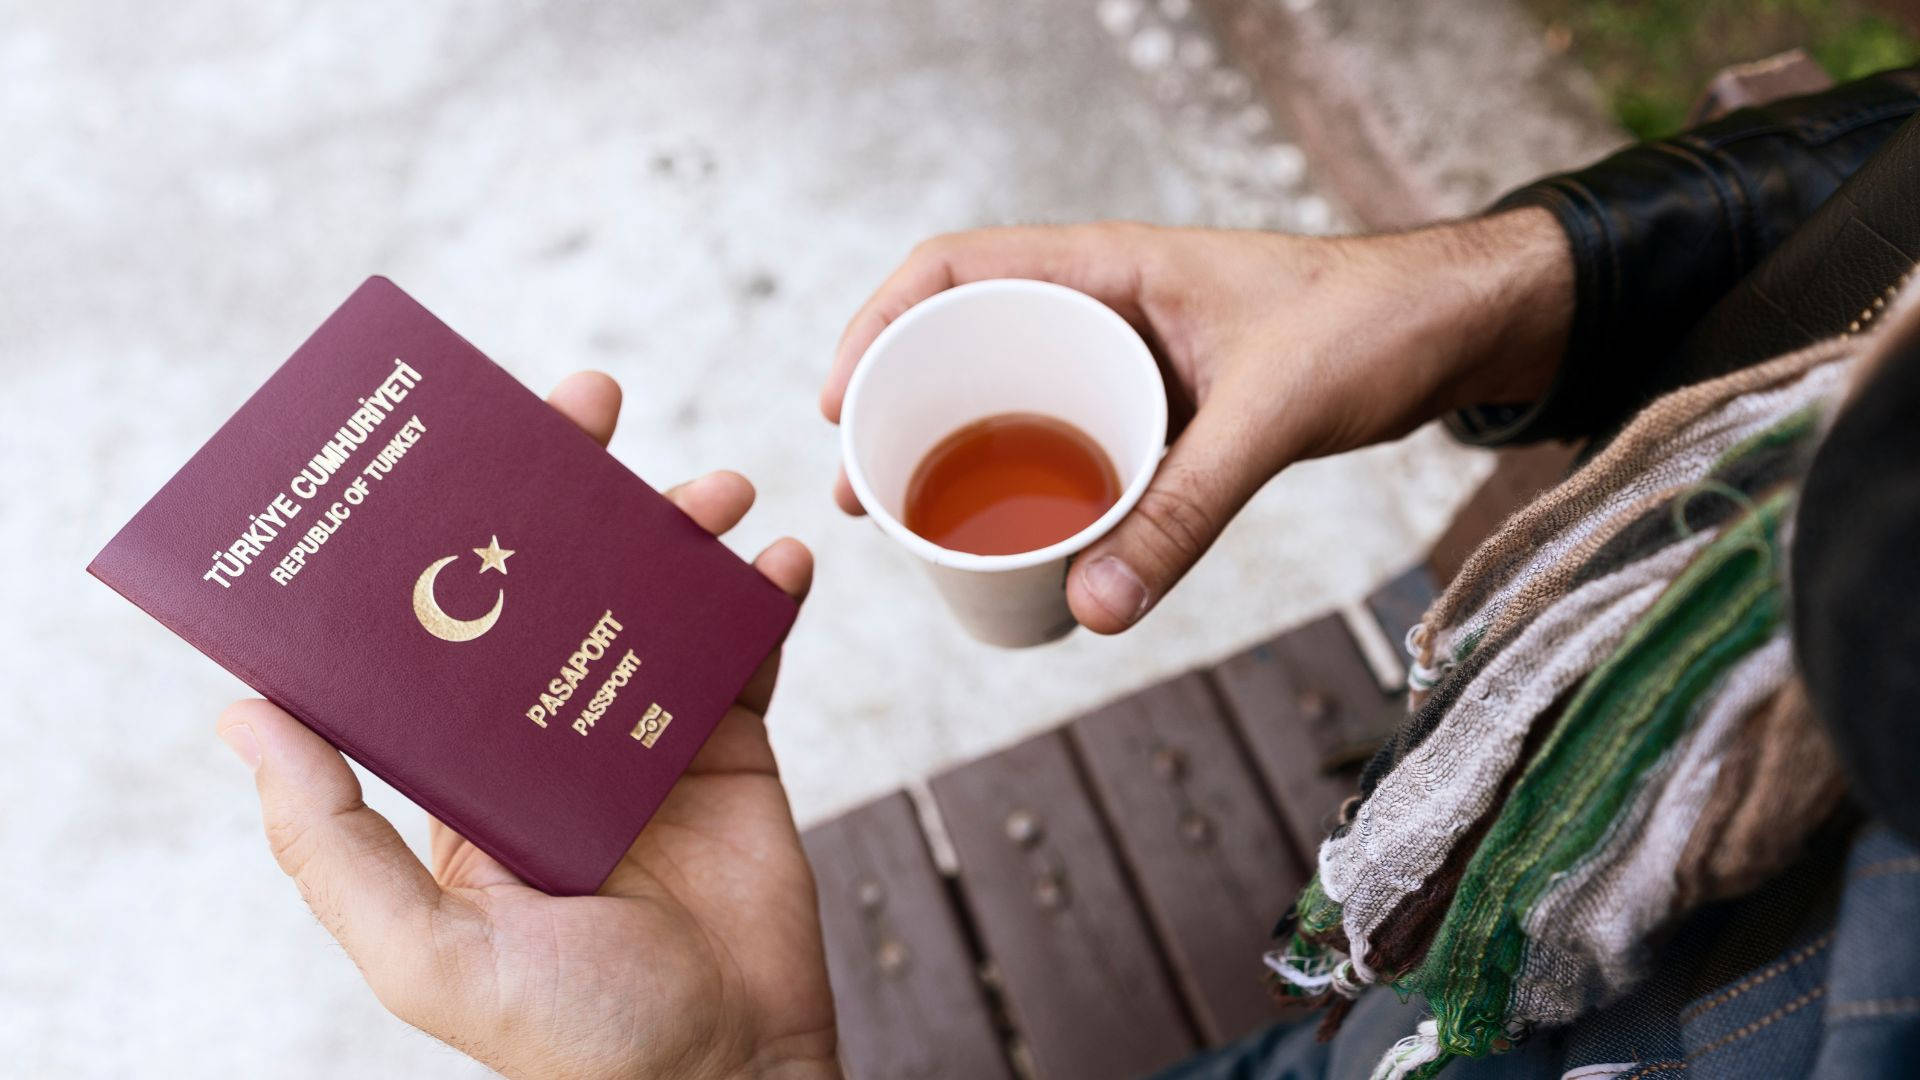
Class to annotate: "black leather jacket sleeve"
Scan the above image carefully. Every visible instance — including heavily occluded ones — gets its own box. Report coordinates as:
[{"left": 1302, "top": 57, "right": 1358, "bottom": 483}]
[{"left": 1449, "top": 65, "right": 1920, "bottom": 446}]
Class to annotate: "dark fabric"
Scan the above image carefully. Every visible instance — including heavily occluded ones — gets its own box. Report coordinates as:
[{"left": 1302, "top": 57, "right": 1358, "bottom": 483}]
[
  {"left": 1810, "top": 824, "right": 1920, "bottom": 1076},
  {"left": 1665, "top": 109, "right": 1920, "bottom": 400},
  {"left": 1794, "top": 319, "right": 1920, "bottom": 849},
  {"left": 1557, "top": 814, "right": 1852, "bottom": 1078},
  {"left": 1157, "top": 819, "right": 1920, "bottom": 1080},
  {"left": 1564, "top": 414, "right": 1811, "bottom": 592},
  {"left": 1449, "top": 66, "right": 1920, "bottom": 446}
]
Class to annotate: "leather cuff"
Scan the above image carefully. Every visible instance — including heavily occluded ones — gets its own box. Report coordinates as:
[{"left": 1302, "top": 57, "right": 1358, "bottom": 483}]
[{"left": 1448, "top": 66, "right": 1920, "bottom": 447}]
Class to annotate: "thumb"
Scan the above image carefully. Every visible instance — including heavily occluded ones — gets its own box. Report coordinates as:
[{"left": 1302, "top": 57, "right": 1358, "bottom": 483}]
[
  {"left": 218, "top": 700, "right": 456, "bottom": 1012},
  {"left": 1067, "top": 406, "right": 1269, "bottom": 633}
]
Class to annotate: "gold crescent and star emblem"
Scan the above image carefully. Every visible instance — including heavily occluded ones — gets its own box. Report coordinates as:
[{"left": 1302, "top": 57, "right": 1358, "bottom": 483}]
[{"left": 412, "top": 535, "right": 515, "bottom": 642}]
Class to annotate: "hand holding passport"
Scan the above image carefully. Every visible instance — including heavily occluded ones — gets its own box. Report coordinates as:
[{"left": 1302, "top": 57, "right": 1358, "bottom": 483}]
[
  {"left": 93, "top": 283, "right": 837, "bottom": 1079},
  {"left": 218, "top": 377, "right": 838, "bottom": 1080}
]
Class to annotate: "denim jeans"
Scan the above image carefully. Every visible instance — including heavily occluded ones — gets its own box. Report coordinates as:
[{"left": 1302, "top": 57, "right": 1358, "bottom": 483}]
[{"left": 1153, "top": 821, "right": 1920, "bottom": 1080}]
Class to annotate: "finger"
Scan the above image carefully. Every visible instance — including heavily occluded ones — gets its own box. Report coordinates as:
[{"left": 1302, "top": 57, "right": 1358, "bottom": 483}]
[
  {"left": 428, "top": 816, "right": 459, "bottom": 871},
  {"left": 833, "top": 466, "right": 865, "bottom": 516},
  {"left": 684, "top": 703, "right": 780, "bottom": 776},
  {"left": 821, "top": 224, "right": 1150, "bottom": 423},
  {"left": 1066, "top": 406, "right": 1269, "bottom": 634},
  {"left": 737, "top": 538, "right": 811, "bottom": 714},
  {"left": 821, "top": 248, "right": 951, "bottom": 423},
  {"left": 218, "top": 700, "right": 448, "bottom": 985},
  {"left": 735, "top": 647, "right": 785, "bottom": 717},
  {"left": 546, "top": 370, "right": 622, "bottom": 446},
  {"left": 427, "top": 816, "right": 522, "bottom": 890},
  {"left": 754, "top": 536, "right": 814, "bottom": 605},
  {"left": 664, "top": 470, "right": 756, "bottom": 535}
]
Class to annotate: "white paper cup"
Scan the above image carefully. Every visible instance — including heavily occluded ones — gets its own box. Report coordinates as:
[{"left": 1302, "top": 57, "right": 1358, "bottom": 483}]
[{"left": 840, "top": 278, "right": 1167, "bottom": 647}]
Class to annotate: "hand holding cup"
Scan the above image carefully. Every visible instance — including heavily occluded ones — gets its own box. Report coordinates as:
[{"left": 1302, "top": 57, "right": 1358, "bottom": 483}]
[{"left": 822, "top": 216, "right": 1574, "bottom": 636}]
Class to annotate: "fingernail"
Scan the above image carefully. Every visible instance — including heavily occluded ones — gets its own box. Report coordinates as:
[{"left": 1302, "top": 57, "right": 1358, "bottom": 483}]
[
  {"left": 220, "top": 723, "right": 262, "bottom": 771},
  {"left": 1083, "top": 555, "right": 1149, "bottom": 624}
]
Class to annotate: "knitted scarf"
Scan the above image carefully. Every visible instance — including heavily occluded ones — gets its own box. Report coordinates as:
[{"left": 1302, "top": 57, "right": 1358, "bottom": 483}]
[{"left": 1260, "top": 282, "right": 1914, "bottom": 1077}]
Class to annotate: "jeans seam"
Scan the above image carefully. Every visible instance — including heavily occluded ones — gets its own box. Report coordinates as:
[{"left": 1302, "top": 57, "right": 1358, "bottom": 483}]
[
  {"left": 1851, "top": 855, "right": 1920, "bottom": 880},
  {"left": 1687, "top": 985, "right": 1827, "bottom": 1061},
  {"left": 1676, "top": 931, "right": 1833, "bottom": 1023},
  {"left": 1616, "top": 1062, "right": 1687, "bottom": 1078},
  {"left": 1827, "top": 996, "right": 1920, "bottom": 1022}
]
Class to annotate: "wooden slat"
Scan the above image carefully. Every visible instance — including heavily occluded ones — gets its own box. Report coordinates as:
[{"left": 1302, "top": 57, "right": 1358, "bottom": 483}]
[
  {"left": 1069, "top": 673, "right": 1304, "bottom": 1045},
  {"left": 1366, "top": 562, "right": 1442, "bottom": 682},
  {"left": 930, "top": 732, "right": 1196, "bottom": 1080},
  {"left": 1212, "top": 614, "right": 1395, "bottom": 858},
  {"left": 1426, "top": 441, "right": 1580, "bottom": 583},
  {"left": 802, "top": 792, "right": 1014, "bottom": 1080},
  {"left": 1690, "top": 48, "right": 1833, "bottom": 126}
]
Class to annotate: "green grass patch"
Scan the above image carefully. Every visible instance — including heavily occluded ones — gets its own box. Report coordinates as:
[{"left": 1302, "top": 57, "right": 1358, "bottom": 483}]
[{"left": 1522, "top": 0, "right": 1920, "bottom": 138}]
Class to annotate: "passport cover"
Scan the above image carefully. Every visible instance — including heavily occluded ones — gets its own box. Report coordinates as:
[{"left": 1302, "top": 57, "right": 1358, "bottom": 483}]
[{"left": 90, "top": 277, "right": 798, "bottom": 895}]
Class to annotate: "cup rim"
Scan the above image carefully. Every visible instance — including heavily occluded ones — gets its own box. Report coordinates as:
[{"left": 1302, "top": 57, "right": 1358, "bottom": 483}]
[{"left": 839, "top": 277, "right": 1168, "bottom": 573}]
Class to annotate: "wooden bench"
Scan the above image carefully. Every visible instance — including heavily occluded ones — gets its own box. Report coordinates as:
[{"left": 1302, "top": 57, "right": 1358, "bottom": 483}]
[{"left": 800, "top": 560, "right": 1459, "bottom": 1080}]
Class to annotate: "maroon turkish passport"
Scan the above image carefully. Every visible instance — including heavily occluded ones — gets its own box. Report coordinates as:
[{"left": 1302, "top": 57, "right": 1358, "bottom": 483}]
[{"left": 90, "top": 277, "right": 798, "bottom": 895}]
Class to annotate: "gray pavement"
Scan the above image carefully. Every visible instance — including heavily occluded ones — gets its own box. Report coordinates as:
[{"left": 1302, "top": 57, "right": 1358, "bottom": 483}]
[{"left": 0, "top": 1, "right": 1489, "bottom": 1074}]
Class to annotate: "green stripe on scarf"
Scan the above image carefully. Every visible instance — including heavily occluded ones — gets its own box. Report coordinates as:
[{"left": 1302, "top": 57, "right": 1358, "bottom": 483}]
[
  {"left": 1707, "top": 404, "right": 1816, "bottom": 474},
  {"left": 1404, "top": 491, "right": 1790, "bottom": 1074},
  {"left": 1295, "top": 875, "right": 1341, "bottom": 937}
]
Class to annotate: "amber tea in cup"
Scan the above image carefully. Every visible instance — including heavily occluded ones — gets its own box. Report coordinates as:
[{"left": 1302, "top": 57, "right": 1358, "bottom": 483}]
[
  {"left": 903, "top": 411, "right": 1122, "bottom": 556},
  {"left": 839, "top": 279, "right": 1166, "bottom": 646}
]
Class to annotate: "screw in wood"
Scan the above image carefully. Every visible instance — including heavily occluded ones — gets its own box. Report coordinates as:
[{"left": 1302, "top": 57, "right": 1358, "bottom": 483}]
[
  {"left": 1004, "top": 808, "right": 1044, "bottom": 848},
  {"left": 1032, "top": 868, "right": 1069, "bottom": 910},
  {"left": 1151, "top": 743, "right": 1187, "bottom": 781},
  {"left": 875, "top": 939, "right": 909, "bottom": 976},
  {"left": 1297, "top": 688, "right": 1333, "bottom": 720},
  {"left": 1179, "top": 810, "right": 1215, "bottom": 848}
]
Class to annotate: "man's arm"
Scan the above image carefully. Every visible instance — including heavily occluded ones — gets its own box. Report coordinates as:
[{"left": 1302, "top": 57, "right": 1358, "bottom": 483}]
[{"left": 1452, "top": 65, "right": 1920, "bottom": 446}]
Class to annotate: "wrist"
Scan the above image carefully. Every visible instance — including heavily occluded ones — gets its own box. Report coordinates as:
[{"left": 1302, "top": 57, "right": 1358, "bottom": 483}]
[{"left": 1385, "top": 206, "right": 1573, "bottom": 417}]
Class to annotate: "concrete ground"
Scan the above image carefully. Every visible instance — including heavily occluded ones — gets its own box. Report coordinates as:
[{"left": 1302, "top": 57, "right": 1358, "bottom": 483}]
[{"left": 0, "top": 1, "right": 1490, "bottom": 1075}]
